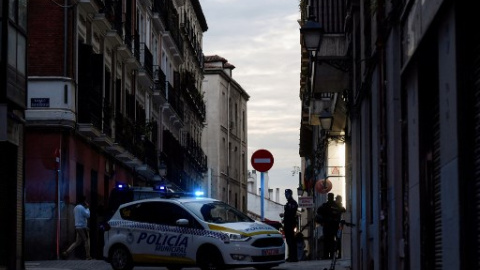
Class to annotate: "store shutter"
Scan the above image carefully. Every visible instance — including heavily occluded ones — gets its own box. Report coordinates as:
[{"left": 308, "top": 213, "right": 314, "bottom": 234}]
[
  {"left": 473, "top": 41, "right": 480, "bottom": 269},
  {"left": 432, "top": 101, "right": 442, "bottom": 269}
]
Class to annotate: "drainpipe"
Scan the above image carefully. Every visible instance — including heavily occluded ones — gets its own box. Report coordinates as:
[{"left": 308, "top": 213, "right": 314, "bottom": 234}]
[
  {"left": 376, "top": 0, "right": 388, "bottom": 268},
  {"left": 64, "top": 0, "right": 68, "bottom": 77},
  {"left": 227, "top": 80, "right": 231, "bottom": 204},
  {"left": 56, "top": 0, "right": 68, "bottom": 260}
]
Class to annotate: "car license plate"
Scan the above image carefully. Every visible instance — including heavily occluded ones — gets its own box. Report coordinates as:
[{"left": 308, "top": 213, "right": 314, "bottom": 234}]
[{"left": 262, "top": 248, "right": 279, "bottom": 256}]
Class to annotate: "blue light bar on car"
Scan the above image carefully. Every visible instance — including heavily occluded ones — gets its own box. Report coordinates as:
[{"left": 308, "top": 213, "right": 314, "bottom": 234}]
[
  {"left": 116, "top": 183, "right": 127, "bottom": 189},
  {"left": 194, "top": 191, "right": 205, "bottom": 197},
  {"left": 153, "top": 184, "right": 167, "bottom": 191}
]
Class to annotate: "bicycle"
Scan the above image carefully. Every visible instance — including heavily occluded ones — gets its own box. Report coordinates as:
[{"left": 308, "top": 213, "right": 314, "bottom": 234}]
[{"left": 324, "top": 219, "right": 355, "bottom": 270}]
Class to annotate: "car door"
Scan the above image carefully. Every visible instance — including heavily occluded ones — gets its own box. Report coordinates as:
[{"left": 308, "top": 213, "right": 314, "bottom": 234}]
[
  {"left": 150, "top": 201, "right": 203, "bottom": 266},
  {"left": 117, "top": 202, "right": 161, "bottom": 262}
]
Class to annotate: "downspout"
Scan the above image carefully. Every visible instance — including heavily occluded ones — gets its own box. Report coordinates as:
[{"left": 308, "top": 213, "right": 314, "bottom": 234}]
[
  {"left": 376, "top": 0, "right": 388, "bottom": 268},
  {"left": 64, "top": 0, "right": 68, "bottom": 77},
  {"left": 227, "top": 80, "right": 231, "bottom": 204},
  {"left": 56, "top": 0, "right": 68, "bottom": 260}
]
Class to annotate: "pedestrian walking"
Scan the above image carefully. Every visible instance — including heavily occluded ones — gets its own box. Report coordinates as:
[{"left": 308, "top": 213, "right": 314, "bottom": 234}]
[
  {"left": 62, "top": 195, "right": 92, "bottom": 260},
  {"left": 280, "top": 189, "right": 298, "bottom": 262},
  {"left": 316, "top": 193, "right": 345, "bottom": 260}
]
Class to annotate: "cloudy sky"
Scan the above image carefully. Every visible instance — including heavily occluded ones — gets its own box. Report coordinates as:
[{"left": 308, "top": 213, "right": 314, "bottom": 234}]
[{"left": 200, "top": 0, "right": 302, "bottom": 204}]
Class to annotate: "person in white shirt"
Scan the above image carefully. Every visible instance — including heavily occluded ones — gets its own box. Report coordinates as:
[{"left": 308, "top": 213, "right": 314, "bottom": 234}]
[{"left": 62, "top": 195, "right": 91, "bottom": 260}]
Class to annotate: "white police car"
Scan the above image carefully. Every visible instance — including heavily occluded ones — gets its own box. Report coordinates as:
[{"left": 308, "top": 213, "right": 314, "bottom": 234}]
[{"left": 103, "top": 194, "right": 285, "bottom": 270}]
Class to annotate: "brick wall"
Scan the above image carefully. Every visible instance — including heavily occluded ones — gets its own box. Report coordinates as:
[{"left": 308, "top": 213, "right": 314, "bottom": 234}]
[{"left": 28, "top": 1, "right": 72, "bottom": 76}]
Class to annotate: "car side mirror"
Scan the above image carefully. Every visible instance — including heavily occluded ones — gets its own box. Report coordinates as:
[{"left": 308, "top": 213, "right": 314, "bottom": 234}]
[{"left": 176, "top": 219, "right": 189, "bottom": 226}]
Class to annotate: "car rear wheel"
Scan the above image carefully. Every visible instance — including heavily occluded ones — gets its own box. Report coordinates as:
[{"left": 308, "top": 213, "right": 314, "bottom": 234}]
[
  {"left": 255, "top": 266, "right": 276, "bottom": 270},
  {"left": 197, "top": 246, "right": 224, "bottom": 270},
  {"left": 110, "top": 245, "right": 133, "bottom": 270}
]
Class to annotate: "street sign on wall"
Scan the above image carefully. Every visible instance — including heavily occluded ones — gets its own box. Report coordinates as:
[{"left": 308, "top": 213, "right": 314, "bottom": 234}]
[
  {"left": 298, "top": 196, "right": 314, "bottom": 208},
  {"left": 250, "top": 149, "right": 274, "bottom": 172}
]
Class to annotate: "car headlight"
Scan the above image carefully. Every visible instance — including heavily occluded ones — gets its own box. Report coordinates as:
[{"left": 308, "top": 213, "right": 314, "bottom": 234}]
[{"left": 225, "top": 232, "right": 251, "bottom": 242}]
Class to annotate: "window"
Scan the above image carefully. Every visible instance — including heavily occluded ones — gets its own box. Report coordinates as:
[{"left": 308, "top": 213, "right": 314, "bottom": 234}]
[
  {"left": 8, "top": 25, "right": 26, "bottom": 75},
  {"left": 9, "top": 0, "right": 27, "bottom": 31},
  {"left": 120, "top": 201, "right": 200, "bottom": 228}
]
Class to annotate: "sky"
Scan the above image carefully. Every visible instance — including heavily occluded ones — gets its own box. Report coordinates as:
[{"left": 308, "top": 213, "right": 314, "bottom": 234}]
[{"left": 200, "top": 0, "right": 302, "bottom": 204}]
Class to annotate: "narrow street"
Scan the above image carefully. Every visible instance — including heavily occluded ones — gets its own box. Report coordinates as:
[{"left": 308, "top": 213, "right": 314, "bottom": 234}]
[{"left": 25, "top": 259, "right": 351, "bottom": 270}]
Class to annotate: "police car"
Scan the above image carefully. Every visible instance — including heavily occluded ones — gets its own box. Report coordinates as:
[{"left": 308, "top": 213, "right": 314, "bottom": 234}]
[{"left": 103, "top": 188, "right": 285, "bottom": 270}]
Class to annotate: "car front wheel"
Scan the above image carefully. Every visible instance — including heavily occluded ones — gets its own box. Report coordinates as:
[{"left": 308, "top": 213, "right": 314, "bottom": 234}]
[
  {"left": 197, "top": 246, "right": 225, "bottom": 270},
  {"left": 110, "top": 245, "right": 133, "bottom": 270}
]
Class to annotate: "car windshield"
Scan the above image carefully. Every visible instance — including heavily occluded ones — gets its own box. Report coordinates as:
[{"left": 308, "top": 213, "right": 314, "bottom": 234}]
[{"left": 183, "top": 200, "right": 254, "bottom": 223}]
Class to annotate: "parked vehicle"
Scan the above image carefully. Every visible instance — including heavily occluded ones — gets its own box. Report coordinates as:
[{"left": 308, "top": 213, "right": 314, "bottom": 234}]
[{"left": 103, "top": 192, "right": 285, "bottom": 270}]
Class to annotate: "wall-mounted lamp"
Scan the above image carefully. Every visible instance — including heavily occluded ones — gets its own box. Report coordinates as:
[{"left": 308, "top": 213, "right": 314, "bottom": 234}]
[
  {"left": 319, "top": 109, "right": 333, "bottom": 131},
  {"left": 158, "top": 161, "right": 167, "bottom": 178},
  {"left": 152, "top": 161, "right": 167, "bottom": 185},
  {"left": 300, "top": 8, "right": 324, "bottom": 52},
  {"left": 297, "top": 185, "right": 305, "bottom": 197}
]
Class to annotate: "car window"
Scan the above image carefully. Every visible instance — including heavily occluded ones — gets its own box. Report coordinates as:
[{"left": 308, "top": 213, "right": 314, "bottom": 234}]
[
  {"left": 183, "top": 201, "right": 253, "bottom": 223},
  {"left": 120, "top": 201, "right": 201, "bottom": 228}
]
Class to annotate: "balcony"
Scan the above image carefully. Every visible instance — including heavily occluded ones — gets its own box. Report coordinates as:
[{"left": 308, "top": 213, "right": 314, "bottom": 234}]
[
  {"left": 77, "top": 0, "right": 104, "bottom": 14},
  {"left": 92, "top": 13, "right": 111, "bottom": 34},
  {"left": 152, "top": 0, "right": 167, "bottom": 32},
  {"left": 105, "top": 30, "right": 123, "bottom": 47},
  {"left": 137, "top": 43, "right": 154, "bottom": 88},
  {"left": 93, "top": 134, "right": 113, "bottom": 147},
  {"left": 159, "top": 0, "right": 183, "bottom": 62},
  {"left": 115, "top": 113, "right": 135, "bottom": 159},
  {"left": 184, "top": 132, "right": 208, "bottom": 173},
  {"left": 182, "top": 72, "right": 206, "bottom": 122},
  {"left": 311, "top": 34, "right": 349, "bottom": 94},
  {"left": 105, "top": 143, "right": 124, "bottom": 156},
  {"left": 163, "top": 129, "right": 184, "bottom": 170},
  {"left": 26, "top": 77, "right": 77, "bottom": 129},
  {"left": 163, "top": 32, "right": 184, "bottom": 64},
  {"left": 77, "top": 48, "right": 103, "bottom": 134},
  {"left": 181, "top": 22, "right": 203, "bottom": 66},
  {"left": 153, "top": 66, "right": 166, "bottom": 101},
  {"left": 161, "top": 82, "right": 184, "bottom": 126}
]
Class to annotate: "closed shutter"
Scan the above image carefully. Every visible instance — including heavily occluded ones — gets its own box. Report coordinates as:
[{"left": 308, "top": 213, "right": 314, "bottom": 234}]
[
  {"left": 473, "top": 41, "right": 480, "bottom": 269},
  {"left": 432, "top": 102, "right": 442, "bottom": 269}
]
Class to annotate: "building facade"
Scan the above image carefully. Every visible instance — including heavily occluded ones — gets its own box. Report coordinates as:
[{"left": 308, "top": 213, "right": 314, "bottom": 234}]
[
  {"left": 0, "top": 1, "right": 28, "bottom": 269},
  {"left": 25, "top": 0, "right": 208, "bottom": 260},
  {"left": 202, "top": 55, "right": 249, "bottom": 211},
  {"left": 299, "top": 0, "right": 480, "bottom": 269}
]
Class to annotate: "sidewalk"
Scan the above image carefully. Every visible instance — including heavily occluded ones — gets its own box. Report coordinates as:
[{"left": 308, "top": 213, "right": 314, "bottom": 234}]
[{"left": 25, "top": 258, "right": 351, "bottom": 270}]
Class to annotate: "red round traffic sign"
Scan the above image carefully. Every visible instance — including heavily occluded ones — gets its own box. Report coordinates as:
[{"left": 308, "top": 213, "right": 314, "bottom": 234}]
[{"left": 251, "top": 149, "right": 274, "bottom": 172}]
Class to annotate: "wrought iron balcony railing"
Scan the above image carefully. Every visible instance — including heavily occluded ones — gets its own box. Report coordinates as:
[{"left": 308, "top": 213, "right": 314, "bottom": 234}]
[
  {"left": 153, "top": 66, "right": 166, "bottom": 95},
  {"left": 184, "top": 132, "right": 208, "bottom": 173},
  {"left": 140, "top": 43, "right": 153, "bottom": 78}
]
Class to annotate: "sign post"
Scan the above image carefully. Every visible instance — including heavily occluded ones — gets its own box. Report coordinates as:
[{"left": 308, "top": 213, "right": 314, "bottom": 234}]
[{"left": 250, "top": 149, "right": 274, "bottom": 221}]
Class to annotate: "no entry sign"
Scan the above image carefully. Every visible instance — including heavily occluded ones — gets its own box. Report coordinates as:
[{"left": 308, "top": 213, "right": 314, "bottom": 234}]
[{"left": 251, "top": 149, "right": 274, "bottom": 172}]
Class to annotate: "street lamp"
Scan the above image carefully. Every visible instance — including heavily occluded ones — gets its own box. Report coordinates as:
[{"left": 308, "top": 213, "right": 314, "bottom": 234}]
[
  {"left": 152, "top": 161, "right": 168, "bottom": 192},
  {"left": 158, "top": 161, "right": 167, "bottom": 178},
  {"left": 297, "top": 184, "right": 305, "bottom": 197},
  {"left": 300, "top": 8, "right": 324, "bottom": 53},
  {"left": 319, "top": 109, "right": 333, "bottom": 131}
]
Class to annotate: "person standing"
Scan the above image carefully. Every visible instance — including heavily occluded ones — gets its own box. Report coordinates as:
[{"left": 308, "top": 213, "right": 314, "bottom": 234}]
[
  {"left": 280, "top": 189, "right": 298, "bottom": 262},
  {"left": 334, "top": 195, "right": 346, "bottom": 258},
  {"left": 317, "top": 193, "right": 344, "bottom": 259},
  {"left": 62, "top": 195, "right": 92, "bottom": 260}
]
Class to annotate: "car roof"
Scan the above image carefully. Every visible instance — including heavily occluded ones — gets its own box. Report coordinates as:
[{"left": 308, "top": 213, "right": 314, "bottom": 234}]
[{"left": 116, "top": 195, "right": 220, "bottom": 208}]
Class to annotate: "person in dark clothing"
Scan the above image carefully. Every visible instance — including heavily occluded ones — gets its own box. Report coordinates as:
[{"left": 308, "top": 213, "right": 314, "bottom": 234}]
[
  {"left": 280, "top": 189, "right": 298, "bottom": 262},
  {"left": 335, "top": 195, "right": 346, "bottom": 258},
  {"left": 317, "top": 193, "right": 345, "bottom": 260}
]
